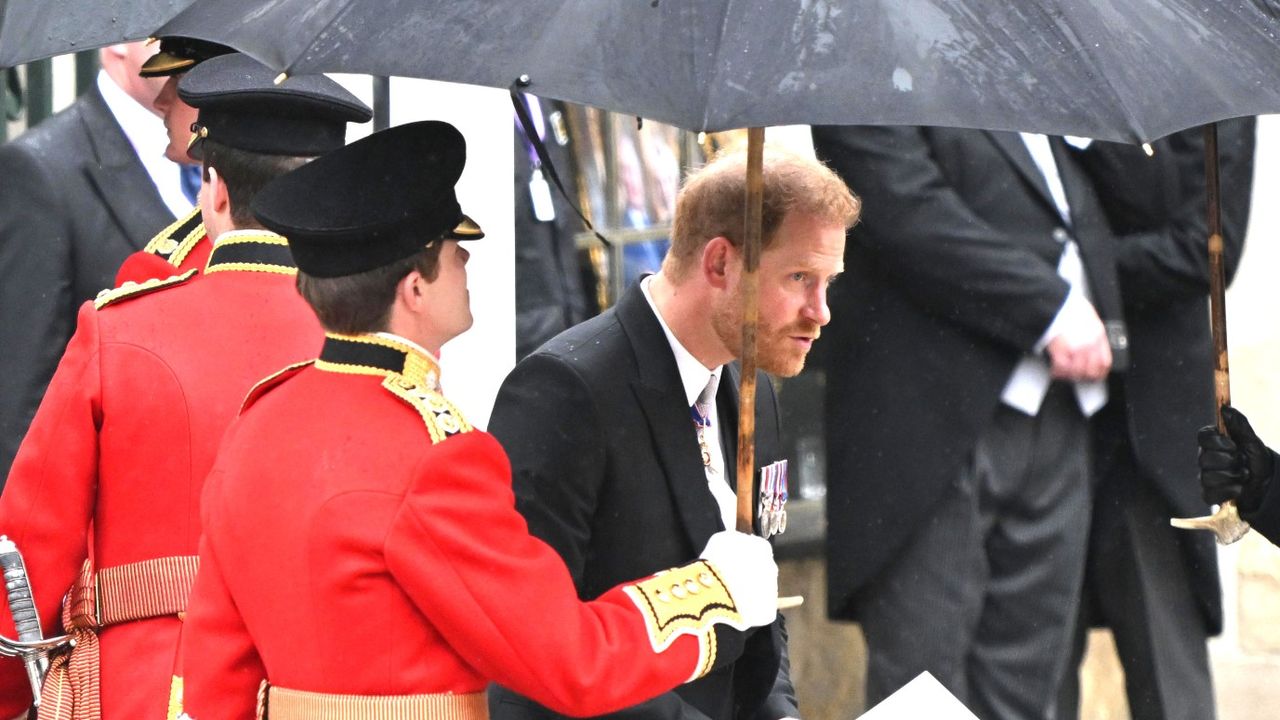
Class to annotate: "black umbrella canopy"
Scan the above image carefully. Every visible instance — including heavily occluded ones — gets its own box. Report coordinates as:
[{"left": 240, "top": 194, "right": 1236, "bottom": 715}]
[
  {"left": 0, "top": 0, "right": 195, "bottom": 69},
  {"left": 158, "top": 0, "right": 1280, "bottom": 142}
]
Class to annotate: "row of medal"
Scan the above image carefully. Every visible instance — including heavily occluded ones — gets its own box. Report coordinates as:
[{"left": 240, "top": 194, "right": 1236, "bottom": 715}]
[{"left": 759, "top": 459, "right": 788, "bottom": 539}]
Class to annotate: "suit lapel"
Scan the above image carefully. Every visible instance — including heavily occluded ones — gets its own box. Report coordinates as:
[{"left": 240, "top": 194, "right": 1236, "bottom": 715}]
[
  {"left": 716, "top": 362, "right": 764, "bottom": 534},
  {"left": 77, "top": 86, "right": 173, "bottom": 249},
  {"left": 986, "top": 131, "right": 1061, "bottom": 221},
  {"left": 616, "top": 284, "right": 725, "bottom": 548},
  {"left": 1051, "top": 141, "right": 1125, "bottom": 320},
  {"left": 718, "top": 363, "right": 740, "bottom": 494}
]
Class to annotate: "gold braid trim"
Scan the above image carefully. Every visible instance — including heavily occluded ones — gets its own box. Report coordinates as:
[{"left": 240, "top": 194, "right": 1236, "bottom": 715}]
[
  {"left": 313, "top": 359, "right": 397, "bottom": 380},
  {"left": 167, "top": 676, "right": 184, "bottom": 720},
  {"left": 241, "top": 361, "right": 315, "bottom": 414},
  {"left": 143, "top": 207, "right": 205, "bottom": 266},
  {"left": 204, "top": 233, "right": 296, "bottom": 276},
  {"left": 316, "top": 333, "right": 441, "bottom": 391},
  {"left": 94, "top": 269, "right": 198, "bottom": 310},
  {"left": 622, "top": 560, "right": 744, "bottom": 654},
  {"left": 204, "top": 261, "right": 296, "bottom": 276},
  {"left": 381, "top": 377, "right": 472, "bottom": 444}
]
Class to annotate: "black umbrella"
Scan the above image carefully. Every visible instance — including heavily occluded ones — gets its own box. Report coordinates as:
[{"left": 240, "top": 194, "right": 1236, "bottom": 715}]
[
  {"left": 0, "top": 0, "right": 195, "bottom": 69},
  {"left": 159, "top": 0, "right": 1280, "bottom": 142},
  {"left": 159, "top": 0, "right": 1280, "bottom": 540}
]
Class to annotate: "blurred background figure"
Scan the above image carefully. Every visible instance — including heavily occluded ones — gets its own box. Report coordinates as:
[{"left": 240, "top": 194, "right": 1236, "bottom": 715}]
[
  {"left": 1056, "top": 118, "right": 1256, "bottom": 720},
  {"left": 513, "top": 93, "right": 592, "bottom": 359},
  {"left": 0, "top": 41, "right": 181, "bottom": 486},
  {"left": 616, "top": 131, "right": 674, "bottom": 288},
  {"left": 813, "top": 124, "right": 1126, "bottom": 720}
]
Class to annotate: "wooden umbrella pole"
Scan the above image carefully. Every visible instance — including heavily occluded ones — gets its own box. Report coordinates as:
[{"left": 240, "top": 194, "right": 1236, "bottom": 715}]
[
  {"left": 734, "top": 130, "right": 804, "bottom": 609},
  {"left": 736, "top": 127, "right": 765, "bottom": 534},
  {"left": 1205, "top": 123, "right": 1230, "bottom": 423},
  {"left": 1170, "top": 122, "right": 1251, "bottom": 544}
]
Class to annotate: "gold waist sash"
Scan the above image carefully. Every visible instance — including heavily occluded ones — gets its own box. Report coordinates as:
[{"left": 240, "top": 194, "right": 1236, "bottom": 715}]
[{"left": 260, "top": 684, "right": 489, "bottom": 720}]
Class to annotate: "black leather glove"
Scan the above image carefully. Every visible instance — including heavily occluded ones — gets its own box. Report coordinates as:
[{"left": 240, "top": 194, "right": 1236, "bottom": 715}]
[{"left": 1197, "top": 405, "right": 1275, "bottom": 513}]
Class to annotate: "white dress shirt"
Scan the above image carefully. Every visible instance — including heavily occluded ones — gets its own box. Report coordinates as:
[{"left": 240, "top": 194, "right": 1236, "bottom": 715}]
[
  {"left": 640, "top": 276, "right": 737, "bottom": 531},
  {"left": 96, "top": 70, "right": 189, "bottom": 218},
  {"left": 1001, "top": 134, "right": 1107, "bottom": 418}
]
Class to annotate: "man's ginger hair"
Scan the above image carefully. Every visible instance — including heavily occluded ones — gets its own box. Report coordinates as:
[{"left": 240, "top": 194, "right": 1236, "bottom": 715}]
[{"left": 662, "top": 148, "right": 860, "bottom": 281}]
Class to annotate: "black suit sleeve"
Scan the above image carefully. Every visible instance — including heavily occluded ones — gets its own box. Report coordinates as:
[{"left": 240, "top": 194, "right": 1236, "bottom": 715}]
[
  {"left": 745, "top": 616, "right": 798, "bottom": 720},
  {"left": 1082, "top": 119, "right": 1255, "bottom": 308},
  {"left": 0, "top": 141, "right": 75, "bottom": 484},
  {"left": 489, "top": 352, "right": 607, "bottom": 583},
  {"left": 490, "top": 683, "right": 717, "bottom": 720},
  {"left": 812, "top": 125, "right": 1071, "bottom": 353}
]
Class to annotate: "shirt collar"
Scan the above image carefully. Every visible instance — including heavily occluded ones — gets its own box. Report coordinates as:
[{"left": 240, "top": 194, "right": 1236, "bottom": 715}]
[
  {"left": 640, "top": 275, "right": 723, "bottom": 407},
  {"left": 97, "top": 70, "right": 191, "bottom": 217},
  {"left": 374, "top": 332, "right": 441, "bottom": 366},
  {"left": 96, "top": 70, "right": 166, "bottom": 162}
]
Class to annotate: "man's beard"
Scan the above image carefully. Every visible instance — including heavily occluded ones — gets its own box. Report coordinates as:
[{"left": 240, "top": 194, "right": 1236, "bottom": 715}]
[{"left": 711, "top": 295, "right": 820, "bottom": 378}]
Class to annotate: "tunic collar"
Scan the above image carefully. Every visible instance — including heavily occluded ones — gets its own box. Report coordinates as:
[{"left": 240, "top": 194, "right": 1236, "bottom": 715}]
[
  {"left": 315, "top": 332, "right": 442, "bottom": 392},
  {"left": 204, "top": 230, "right": 296, "bottom": 276}
]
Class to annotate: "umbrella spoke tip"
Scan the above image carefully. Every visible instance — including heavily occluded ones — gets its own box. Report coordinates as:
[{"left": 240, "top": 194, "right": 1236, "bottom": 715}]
[{"left": 274, "top": 72, "right": 288, "bottom": 86}]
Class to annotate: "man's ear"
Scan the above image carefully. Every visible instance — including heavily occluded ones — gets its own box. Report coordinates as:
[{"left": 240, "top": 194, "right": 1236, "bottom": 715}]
[
  {"left": 701, "top": 236, "right": 738, "bottom": 290},
  {"left": 396, "top": 269, "right": 425, "bottom": 310},
  {"left": 207, "top": 166, "right": 231, "bottom": 217}
]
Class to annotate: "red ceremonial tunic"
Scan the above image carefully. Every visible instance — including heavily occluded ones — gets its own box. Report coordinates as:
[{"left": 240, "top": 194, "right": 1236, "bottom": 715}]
[
  {"left": 181, "top": 333, "right": 745, "bottom": 720},
  {"left": 0, "top": 232, "right": 321, "bottom": 719},
  {"left": 114, "top": 207, "right": 215, "bottom": 286}
]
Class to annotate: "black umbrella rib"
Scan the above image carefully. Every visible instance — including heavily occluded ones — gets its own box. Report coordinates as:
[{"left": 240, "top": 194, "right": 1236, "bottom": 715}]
[
  {"left": 701, "top": 0, "right": 739, "bottom": 130},
  {"left": 279, "top": 0, "right": 356, "bottom": 76},
  {"left": 1032, "top": 0, "right": 1145, "bottom": 142}
]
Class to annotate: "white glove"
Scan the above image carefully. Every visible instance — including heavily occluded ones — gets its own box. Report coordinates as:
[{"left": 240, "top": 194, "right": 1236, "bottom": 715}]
[{"left": 698, "top": 530, "right": 778, "bottom": 627}]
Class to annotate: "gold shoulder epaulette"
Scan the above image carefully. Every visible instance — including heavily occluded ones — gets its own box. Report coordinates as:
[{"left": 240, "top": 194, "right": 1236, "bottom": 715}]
[
  {"left": 144, "top": 207, "right": 205, "bottom": 266},
  {"left": 381, "top": 376, "right": 473, "bottom": 444},
  {"left": 241, "top": 361, "right": 315, "bottom": 414},
  {"left": 94, "top": 269, "right": 198, "bottom": 310},
  {"left": 623, "top": 560, "right": 744, "bottom": 672}
]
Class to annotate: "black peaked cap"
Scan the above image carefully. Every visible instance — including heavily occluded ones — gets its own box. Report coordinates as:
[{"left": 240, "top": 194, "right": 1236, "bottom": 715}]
[
  {"left": 139, "top": 37, "right": 234, "bottom": 78},
  {"left": 253, "top": 120, "right": 485, "bottom": 279},
  {"left": 179, "top": 53, "right": 372, "bottom": 158}
]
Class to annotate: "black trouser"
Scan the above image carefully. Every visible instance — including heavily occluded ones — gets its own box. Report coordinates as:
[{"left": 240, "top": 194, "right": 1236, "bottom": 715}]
[
  {"left": 860, "top": 384, "right": 1092, "bottom": 720},
  {"left": 1056, "top": 443, "right": 1216, "bottom": 720}
]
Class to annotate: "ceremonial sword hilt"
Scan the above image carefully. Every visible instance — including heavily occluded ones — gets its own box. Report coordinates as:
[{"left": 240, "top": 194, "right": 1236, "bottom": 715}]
[{"left": 0, "top": 535, "right": 63, "bottom": 707}]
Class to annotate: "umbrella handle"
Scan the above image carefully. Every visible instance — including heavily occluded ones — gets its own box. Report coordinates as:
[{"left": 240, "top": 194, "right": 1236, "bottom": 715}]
[
  {"left": 1171, "top": 503, "right": 1249, "bottom": 544},
  {"left": 1171, "top": 123, "right": 1250, "bottom": 545}
]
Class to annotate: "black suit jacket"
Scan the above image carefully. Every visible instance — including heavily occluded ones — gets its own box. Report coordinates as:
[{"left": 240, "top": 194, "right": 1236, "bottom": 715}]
[
  {"left": 0, "top": 85, "right": 173, "bottom": 484},
  {"left": 811, "top": 126, "right": 1126, "bottom": 621},
  {"left": 488, "top": 283, "right": 798, "bottom": 720},
  {"left": 1075, "top": 118, "right": 1256, "bottom": 634}
]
